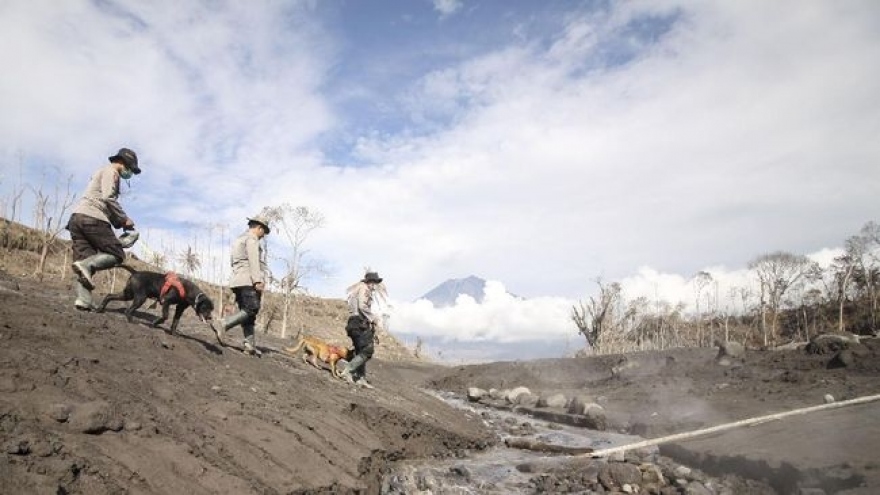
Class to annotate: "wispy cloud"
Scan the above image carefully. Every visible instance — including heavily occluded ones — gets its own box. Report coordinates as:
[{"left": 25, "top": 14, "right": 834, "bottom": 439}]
[
  {"left": 1, "top": 1, "right": 877, "bottom": 330},
  {"left": 432, "top": 0, "right": 463, "bottom": 18}
]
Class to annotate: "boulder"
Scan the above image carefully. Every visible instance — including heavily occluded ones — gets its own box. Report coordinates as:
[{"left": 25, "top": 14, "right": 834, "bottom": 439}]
[
  {"left": 466, "top": 387, "right": 487, "bottom": 402},
  {"left": 536, "top": 393, "right": 567, "bottom": 409},
  {"left": 806, "top": 333, "right": 860, "bottom": 355},
  {"left": 505, "top": 387, "right": 531, "bottom": 404}
]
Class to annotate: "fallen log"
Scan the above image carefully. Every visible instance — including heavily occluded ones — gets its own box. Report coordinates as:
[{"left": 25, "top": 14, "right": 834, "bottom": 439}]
[
  {"left": 586, "top": 393, "right": 880, "bottom": 458},
  {"left": 505, "top": 437, "right": 594, "bottom": 455}
]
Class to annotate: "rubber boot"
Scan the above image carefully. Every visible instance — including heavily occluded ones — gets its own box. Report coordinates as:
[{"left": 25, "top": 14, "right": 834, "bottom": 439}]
[
  {"left": 72, "top": 253, "right": 119, "bottom": 290},
  {"left": 242, "top": 325, "right": 261, "bottom": 357},
  {"left": 213, "top": 309, "right": 249, "bottom": 341},
  {"left": 339, "top": 354, "right": 366, "bottom": 383},
  {"left": 73, "top": 279, "right": 95, "bottom": 311}
]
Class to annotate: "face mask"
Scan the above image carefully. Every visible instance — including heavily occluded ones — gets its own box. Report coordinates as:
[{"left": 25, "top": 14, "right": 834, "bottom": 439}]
[{"left": 119, "top": 168, "right": 133, "bottom": 180}]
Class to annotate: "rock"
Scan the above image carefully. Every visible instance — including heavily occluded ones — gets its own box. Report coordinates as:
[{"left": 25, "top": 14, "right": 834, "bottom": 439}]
[
  {"left": 537, "top": 393, "right": 567, "bottom": 408},
  {"left": 505, "top": 387, "right": 531, "bottom": 404},
  {"left": 46, "top": 403, "right": 72, "bottom": 423},
  {"left": 449, "top": 465, "right": 470, "bottom": 479},
  {"left": 684, "top": 481, "right": 713, "bottom": 495},
  {"left": 5, "top": 439, "right": 29, "bottom": 455},
  {"left": 466, "top": 387, "right": 487, "bottom": 402},
  {"left": 806, "top": 333, "right": 860, "bottom": 355},
  {"left": 827, "top": 350, "right": 855, "bottom": 369},
  {"left": 640, "top": 463, "right": 665, "bottom": 485},
  {"left": 599, "top": 462, "right": 643, "bottom": 489},
  {"left": 716, "top": 340, "right": 745, "bottom": 359},
  {"left": 68, "top": 401, "right": 118, "bottom": 434},
  {"left": 583, "top": 406, "right": 607, "bottom": 430},
  {"left": 567, "top": 394, "right": 594, "bottom": 414},
  {"left": 515, "top": 392, "right": 539, "bottom": 407},
  {"left": 673, "top": 466, "right": 692, "bottom": 478},
  {"left": 488, "top": 388, "right": 504, "bottom": 400}
]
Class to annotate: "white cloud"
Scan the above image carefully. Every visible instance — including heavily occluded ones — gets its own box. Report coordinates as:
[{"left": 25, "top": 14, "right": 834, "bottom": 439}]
[
  {"left": 432, "top": 0, "right": 463, "bottom": 18},
  {"left": 388, "top": 246, "right": 850, "bottom": 349},
  {"left": 391, "top": 280, "right": 575, "bottom": 343},
  {"left": 1, "top": 0, "right": 877, "bottom": 314}
]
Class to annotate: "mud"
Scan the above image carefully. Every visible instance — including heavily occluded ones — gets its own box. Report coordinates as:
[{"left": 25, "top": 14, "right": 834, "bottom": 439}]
[{"left": 2, "top": 266, "right": 880, "bottom": 494}]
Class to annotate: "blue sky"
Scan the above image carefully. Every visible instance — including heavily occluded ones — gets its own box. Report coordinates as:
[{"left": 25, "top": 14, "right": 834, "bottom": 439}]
[{"left": 1, "top": 1, "right": 878, "bottom": 361}]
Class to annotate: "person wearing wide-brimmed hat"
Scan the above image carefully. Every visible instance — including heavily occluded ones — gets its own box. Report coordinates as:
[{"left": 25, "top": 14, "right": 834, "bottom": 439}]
[
  {"left": 338, "top": 270, "right": 386, "bottom": 388},
  {"left": 67, "top": 147, "right": 143, "bottom": 311},
  {"left": 212, "top": 215, "right": 271, "bottom": 356}
]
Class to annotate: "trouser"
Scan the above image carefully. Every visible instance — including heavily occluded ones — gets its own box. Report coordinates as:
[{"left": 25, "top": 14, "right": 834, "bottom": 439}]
[
  {"left": 66, "top": 214, "right": 124, "bottom": 304},
  {"left": 231, "top": 286, "right": 262, "bottom": 346},
  {"left": 346, "top": 316, "right": 375, "bottom": 380},
  {"left": 67, "top": 213, "right": 124, "bottom": 263}
]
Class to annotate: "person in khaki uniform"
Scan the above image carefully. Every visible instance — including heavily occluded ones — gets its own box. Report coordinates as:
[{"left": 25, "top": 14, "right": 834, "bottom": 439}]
[
  {"left": 213, "top": 215, "right": 270, "bottom": 356},
  {"left": 338, "top": 271, "right": 385, "bottom": 388},
  {"left": 67, "top": 147, "right": 142, "bottom": 311}
]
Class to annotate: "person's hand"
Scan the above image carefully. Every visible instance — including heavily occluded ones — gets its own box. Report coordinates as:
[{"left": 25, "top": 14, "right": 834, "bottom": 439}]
[
  {"left": 254, "top": 282, "right": 264, "bottom": 292},
  {"left": 122, "top": 218, "right": 135, "bottom": 230}
]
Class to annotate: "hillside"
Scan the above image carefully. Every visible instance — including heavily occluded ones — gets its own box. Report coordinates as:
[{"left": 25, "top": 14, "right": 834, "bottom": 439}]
[
  {"left": 0, "top": 217, "right": 419, "bottom": 363},
  {"left": 0, "top": 269, "right": 491, "bottom": 494},
  {"left": 3, "top": 217, "right": 880, "bottom": 494}
]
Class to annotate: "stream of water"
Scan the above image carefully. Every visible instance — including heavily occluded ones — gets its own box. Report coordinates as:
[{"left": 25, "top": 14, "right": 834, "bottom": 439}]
[{"left": 381, "top": 391, "right": 651, "bottom": 494}]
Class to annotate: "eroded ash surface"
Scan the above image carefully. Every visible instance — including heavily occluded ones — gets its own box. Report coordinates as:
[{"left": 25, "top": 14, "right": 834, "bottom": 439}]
[{"left": 2, "top": 269, "right": 879, "bottom": 494}]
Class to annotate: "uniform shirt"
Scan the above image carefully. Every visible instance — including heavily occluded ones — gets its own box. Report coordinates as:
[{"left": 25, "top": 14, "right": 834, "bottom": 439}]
[
  {"left": 347, "top": 281, "right": 376, "bottom": 324},
  {"left": 72, "top": 164, "right": 128, "bottom": 228},
  {"left": 229, "top": 231, "right": 266, "bottom": 288}
]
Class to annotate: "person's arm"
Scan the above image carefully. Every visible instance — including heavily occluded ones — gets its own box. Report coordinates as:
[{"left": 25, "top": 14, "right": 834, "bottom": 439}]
[
  {"left": 100, "top": 168, "right": 132, "bottom": 229},
  {"left": 246, "top": 237, "right": 264, "bottom": 289},
  {"left": 357, "top": 286, "right": 376, "bottom": 324}
]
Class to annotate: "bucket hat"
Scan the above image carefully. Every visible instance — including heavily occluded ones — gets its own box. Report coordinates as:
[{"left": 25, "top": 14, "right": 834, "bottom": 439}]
[
  {"left": 109, "top": 148, "right": 141, "bottom": 175},
  {"left": 247, "top": 215, "right": 271, "bottom": 234},
  {"left": 363, "top": 271, "right": 383, "bottom": 283}
]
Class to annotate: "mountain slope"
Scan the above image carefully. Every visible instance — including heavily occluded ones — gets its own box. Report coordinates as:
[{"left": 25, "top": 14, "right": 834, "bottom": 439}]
[
  {"left": 0, "top": 271, "right": 491, "bottom": 494},
  {"left": 418, "top": 275, "right": 487, "bottom": 307}
]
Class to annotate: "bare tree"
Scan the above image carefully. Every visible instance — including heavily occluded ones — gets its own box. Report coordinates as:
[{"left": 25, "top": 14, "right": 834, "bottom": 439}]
[
  {"left": 571, "top": 279, "right": 622, "bottom": 352},
  {"left": 748, "top": 251, "right": 816, "bottom": 346},
  {"left": 260, "top": 204, "right": 326, "bottom": 338},
  {"left": 691, "top": 271, "right": 712, "bottom": 346},
  {"left": 30, "top": 171, "right": 76, "bottom": 280},
  {"left": 0, "top": 159, "right": 25, "bottom": 251},
  {"left": 854, "top": 222, "right": 880, "bottom": 331}
]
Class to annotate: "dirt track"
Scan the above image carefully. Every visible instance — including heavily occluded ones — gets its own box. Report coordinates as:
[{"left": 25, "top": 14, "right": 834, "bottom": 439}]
[{"left": 2, "top": 269, "right": 880, "bottom": 494}]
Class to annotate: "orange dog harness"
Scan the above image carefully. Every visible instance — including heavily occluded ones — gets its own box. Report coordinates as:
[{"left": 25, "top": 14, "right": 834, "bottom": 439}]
[{"left": 160, "top": 272, "right": 186, "bottom": 300}]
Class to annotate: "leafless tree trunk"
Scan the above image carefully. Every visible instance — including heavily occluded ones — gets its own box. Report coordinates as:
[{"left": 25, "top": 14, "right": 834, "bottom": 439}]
[
  {"left": 748, "top": 251, "right": 816, "bottom": 345},
  {"left": 571, "top": 279, "right": 622, "bottom": 353},
  {"left": 259, "top": 204, "right": 326, "bottom": 339},
  {"left": 30, "top": 172, "right": 76, "bottom": 281}
]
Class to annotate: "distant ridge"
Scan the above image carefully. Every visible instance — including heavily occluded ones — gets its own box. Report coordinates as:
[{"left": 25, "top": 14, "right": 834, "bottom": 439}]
[{"left": 418, "top": 275, "right": 487, "bottom": 307}]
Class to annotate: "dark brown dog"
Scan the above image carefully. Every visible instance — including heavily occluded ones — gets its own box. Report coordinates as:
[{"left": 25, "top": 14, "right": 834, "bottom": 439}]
[
  {"left": 96, "top": 266, "right": 214, "bottom": 335},
  {"left": 284, "top": 335, "right": 353, "bottom": 378}
]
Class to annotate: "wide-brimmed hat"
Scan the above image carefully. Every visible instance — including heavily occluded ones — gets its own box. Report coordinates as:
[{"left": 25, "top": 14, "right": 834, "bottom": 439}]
[
  {"left": 108, "top": 148, "right": 141, "bottom": 175},
  {"left": 363, "top": 271, "right": 383, "bottom": 283},
  {"left": 247, "top": 215, "right": 271, "bottom": 234}
]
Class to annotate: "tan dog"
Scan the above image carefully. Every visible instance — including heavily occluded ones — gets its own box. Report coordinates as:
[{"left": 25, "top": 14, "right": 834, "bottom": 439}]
[{"left": 284, "top": 335, "right": 353, "bottom": 378}]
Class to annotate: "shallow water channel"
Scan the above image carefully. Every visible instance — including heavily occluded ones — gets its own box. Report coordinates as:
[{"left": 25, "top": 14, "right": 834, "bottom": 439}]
[{"left": 381, "top": 391, "right": 653, "bottom": 494}]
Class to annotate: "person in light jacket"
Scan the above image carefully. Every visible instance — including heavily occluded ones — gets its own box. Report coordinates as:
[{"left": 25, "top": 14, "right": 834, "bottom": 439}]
[
  {"left": 68, "top": 147, "right": 142, "bottom": 311},
  {"left": 213, "top": 215, "right": 270, "bottom": 356},
  {"left": 338, "top": 271, "right": 386, "bottom": 388}
]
